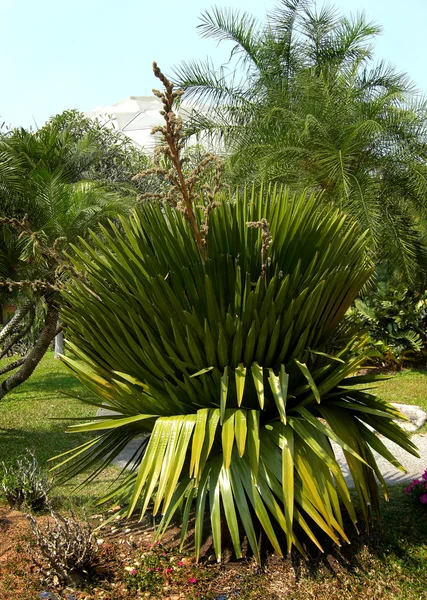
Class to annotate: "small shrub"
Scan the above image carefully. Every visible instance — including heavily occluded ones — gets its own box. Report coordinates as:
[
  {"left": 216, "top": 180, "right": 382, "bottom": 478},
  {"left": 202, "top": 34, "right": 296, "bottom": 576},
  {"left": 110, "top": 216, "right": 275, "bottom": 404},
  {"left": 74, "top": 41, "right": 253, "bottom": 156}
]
[
  {"left": 28, "top": 510, "right": 98, "bottom": 587},
  {"left": 0, "top": 452, "right": 51, "bottom": 512},
  {"left": 404, "top": 469, "right": 427, "bottom": 505}
]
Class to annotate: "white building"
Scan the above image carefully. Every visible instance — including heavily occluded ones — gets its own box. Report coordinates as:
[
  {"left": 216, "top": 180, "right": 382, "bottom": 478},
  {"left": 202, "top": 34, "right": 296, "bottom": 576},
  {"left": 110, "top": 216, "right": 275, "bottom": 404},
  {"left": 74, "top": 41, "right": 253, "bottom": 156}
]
[
  {"left": 85, "top": 96, "right": 165, "bottom": 151},
  {"left": 86, "top": 96, "right": 221, "bottom": 155}
]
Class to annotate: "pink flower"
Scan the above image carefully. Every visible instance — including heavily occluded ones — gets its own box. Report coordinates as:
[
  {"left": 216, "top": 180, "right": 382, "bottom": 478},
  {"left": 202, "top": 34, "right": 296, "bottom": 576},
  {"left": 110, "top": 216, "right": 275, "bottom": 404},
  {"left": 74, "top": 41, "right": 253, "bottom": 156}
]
[
  {"left": 177, "top": 560, "right": 184, "bottom": 566},
  {"left": 155, "top": 567, "right": 160, "bottom": 571},
  {"left": 405, "top": 479, "right": 421, "bottom": 493},
  {"left": 420, "top": 493, "right": 427, "bottom": 504},
  {"left": 166, "top": 568, "right": 173, "bottom": 573},
  {"left": 189, "top": 577, "right": 197, "bottom": 584},
  {"left": 147, "top": 567, "right": 151, "bottom": 571},
  {"left": 422, "top": 469, "right": 427, "bottom": 480},
  {"left": 131, "top": 568, "right": 137, "bottom": 575}
]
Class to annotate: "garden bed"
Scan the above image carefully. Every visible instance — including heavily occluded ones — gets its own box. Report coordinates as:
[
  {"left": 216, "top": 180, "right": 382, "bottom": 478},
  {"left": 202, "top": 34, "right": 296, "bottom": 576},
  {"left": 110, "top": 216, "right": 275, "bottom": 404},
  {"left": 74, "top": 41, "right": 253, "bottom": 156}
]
[{"left": 1, "top": 487, "right": 427, "bottom": 600}]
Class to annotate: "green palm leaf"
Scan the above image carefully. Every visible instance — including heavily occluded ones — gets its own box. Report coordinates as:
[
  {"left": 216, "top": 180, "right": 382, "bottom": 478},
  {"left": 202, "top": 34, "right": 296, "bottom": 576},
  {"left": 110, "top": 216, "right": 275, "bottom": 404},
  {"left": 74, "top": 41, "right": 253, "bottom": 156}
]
[{"left": 56, "top": 186, "right": 418, "bottom": 561}]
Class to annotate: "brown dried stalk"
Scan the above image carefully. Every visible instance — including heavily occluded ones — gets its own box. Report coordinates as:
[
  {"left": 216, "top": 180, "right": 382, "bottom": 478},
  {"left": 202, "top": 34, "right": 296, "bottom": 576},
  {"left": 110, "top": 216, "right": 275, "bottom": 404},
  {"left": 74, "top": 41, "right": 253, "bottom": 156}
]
[
  {"left": 246, "top": 218, "right": 273, "bottom": 277},
  {"left": 132, "top": 62, "right": 225, "bottom": 261}
]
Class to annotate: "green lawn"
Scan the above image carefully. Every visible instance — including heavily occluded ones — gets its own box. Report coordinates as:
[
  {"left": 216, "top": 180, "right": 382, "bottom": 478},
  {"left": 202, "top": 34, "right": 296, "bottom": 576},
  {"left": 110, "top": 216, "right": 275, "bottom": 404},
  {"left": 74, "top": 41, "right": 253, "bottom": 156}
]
[
  {"left": 357, "top": 368, "right": 427, "bottom": 433},
  {"left": 0, "top": 351, "right": 120, "bottom": 509},
  {"left": 371, "top": 368, "right": 427, "bottom": 412}
]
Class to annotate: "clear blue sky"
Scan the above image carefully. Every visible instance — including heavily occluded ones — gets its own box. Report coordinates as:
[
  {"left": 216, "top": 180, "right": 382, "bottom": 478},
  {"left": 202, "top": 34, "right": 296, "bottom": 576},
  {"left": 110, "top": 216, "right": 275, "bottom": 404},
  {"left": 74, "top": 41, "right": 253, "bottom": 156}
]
[{"left": 2, "top": 0, "right": 427, "bottom": 129}]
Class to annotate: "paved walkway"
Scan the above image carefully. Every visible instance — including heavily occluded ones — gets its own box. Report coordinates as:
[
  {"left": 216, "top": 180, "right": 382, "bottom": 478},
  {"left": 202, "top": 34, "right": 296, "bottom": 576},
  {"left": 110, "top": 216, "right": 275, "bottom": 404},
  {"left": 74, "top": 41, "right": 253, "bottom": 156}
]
[{"left": 333, "top": 433, "right": 427, "bottom": 487}]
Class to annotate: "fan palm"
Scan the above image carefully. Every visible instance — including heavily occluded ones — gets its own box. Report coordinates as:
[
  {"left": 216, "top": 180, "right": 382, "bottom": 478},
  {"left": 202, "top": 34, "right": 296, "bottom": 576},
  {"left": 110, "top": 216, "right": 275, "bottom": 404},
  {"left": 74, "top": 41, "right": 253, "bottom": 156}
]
[
  {"left": 175, "top": 0, "right": 427, "bottom": 284},
  {"left": 56, "top": 186, "right": 418, "bottom": 560}
]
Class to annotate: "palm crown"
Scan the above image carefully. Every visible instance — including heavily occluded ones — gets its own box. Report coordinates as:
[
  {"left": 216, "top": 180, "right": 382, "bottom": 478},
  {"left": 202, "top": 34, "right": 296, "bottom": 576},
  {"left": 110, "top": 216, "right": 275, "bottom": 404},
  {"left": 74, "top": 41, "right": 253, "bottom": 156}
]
[
  {"left": 175, "top": 0, "right": 427, "bottom": 284},
  {"left": 58, "top": 186, "right": 417, "bottom": 560}
]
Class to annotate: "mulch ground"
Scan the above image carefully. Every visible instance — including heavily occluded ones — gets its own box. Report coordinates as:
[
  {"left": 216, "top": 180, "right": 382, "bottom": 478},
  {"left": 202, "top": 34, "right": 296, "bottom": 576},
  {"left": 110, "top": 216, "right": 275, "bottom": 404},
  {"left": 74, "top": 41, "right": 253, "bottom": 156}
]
[
  {"left": 0, "top": 506, "right": 270, "bottom": 600},
  {"left": 0, "top": 505, "right": 408, "bottom": 600}
]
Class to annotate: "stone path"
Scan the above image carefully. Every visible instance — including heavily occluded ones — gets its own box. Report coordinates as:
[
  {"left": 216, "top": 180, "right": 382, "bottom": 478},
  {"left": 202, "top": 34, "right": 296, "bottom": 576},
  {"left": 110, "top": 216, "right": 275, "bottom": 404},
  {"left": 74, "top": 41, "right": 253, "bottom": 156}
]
[{"left": 333, "top": 433, "right": 427, "bottom": 487}]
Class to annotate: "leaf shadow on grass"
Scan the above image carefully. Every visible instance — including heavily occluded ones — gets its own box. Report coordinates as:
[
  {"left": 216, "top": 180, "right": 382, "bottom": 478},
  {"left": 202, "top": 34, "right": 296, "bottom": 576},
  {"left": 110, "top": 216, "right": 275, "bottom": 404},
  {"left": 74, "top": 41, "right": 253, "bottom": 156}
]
[{"left": 3, "top": 373, "right": 94, "bottom": 399}]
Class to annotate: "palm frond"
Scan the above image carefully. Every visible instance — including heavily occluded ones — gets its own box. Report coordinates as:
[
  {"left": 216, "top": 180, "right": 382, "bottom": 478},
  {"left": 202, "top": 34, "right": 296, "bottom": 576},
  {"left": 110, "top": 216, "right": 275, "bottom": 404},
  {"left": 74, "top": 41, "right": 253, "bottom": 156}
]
[{"left": 57, "top": 187, "right": 417, "bottom": 560}]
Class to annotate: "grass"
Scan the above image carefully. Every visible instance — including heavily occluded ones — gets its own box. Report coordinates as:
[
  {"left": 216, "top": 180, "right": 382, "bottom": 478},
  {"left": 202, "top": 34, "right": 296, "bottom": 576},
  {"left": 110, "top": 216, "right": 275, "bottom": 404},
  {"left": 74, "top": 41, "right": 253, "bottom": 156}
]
[
  {"left": 0, "top": 351, "right": 121, "bottom": 509},
  {"left": 371, "top": 368, "right": 427, "bottom": 412},
  {"left": 266, "top": 485, "right": 427, "bottom": 600},
  {"left": 360, "top": 368, "right": 427, "bottom": 432}
]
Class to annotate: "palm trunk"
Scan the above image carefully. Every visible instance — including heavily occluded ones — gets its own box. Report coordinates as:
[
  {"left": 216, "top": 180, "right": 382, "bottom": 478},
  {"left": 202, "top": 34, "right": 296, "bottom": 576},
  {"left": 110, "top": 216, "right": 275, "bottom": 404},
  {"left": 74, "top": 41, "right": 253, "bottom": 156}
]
[
  {"left": 0, "top": 357, "right": 26, "bottom": 376},
  {"left": 0, "top": 305, "right": 35, "bottom": 359},
  {"left": 0, "top": 302, "right": 59, "bottom": 400},
  {"left": 54, "top": 330, "right": 64, "bottom": 358}
]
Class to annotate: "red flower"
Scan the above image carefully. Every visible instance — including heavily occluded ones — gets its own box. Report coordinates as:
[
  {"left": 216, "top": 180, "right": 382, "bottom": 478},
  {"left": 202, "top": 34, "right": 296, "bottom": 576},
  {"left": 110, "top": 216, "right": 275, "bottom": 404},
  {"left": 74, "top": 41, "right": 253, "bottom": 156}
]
[{"left": 189, "top": 577, "right": 197, "bottom": 584}]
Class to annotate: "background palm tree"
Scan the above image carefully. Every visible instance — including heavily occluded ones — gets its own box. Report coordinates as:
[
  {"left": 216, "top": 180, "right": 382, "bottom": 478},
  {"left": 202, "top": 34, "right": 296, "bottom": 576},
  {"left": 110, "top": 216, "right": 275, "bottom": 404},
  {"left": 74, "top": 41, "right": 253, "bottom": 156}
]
[
  {"left": 175, "top": 0, "right": 427, "bottom": 284},
  {"left": 0, "top": 122, "right": 133, "bottom": 399}
]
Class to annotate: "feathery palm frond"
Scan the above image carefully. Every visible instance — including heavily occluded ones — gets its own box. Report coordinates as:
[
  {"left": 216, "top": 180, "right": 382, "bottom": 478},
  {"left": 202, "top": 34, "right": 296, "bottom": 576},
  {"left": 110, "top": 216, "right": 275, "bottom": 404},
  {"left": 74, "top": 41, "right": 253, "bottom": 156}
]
[{"left": 174, "top": 0, "right": 427, "bottom": 284}]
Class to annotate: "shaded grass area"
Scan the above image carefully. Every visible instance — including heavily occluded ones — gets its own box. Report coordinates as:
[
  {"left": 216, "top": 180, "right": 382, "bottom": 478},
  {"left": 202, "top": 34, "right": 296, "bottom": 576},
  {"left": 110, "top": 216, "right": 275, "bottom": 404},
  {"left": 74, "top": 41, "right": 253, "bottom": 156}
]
[
  {"left": 0, "top": 352, "right": 121, "bottom": 509},
  {"left": 277, "top": 486, "right": 427, "bottom": 600}
]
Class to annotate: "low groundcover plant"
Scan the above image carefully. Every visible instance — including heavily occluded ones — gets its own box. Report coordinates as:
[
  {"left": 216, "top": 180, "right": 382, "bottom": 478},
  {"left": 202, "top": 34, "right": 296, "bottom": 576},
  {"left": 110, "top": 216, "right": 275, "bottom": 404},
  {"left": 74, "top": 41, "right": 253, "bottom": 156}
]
[{"left": 1, "top": 451, "right": 52, "bottom": 512}]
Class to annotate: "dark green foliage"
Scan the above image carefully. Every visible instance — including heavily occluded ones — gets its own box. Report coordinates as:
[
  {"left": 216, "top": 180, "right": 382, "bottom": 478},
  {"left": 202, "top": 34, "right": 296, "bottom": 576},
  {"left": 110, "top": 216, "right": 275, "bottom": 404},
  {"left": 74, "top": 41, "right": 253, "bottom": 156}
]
[
  {"left": 44, "top": 109, "right": 155, "bottom": 195},
  {"left": 0, "top": 122, "right": 134, "bottom": 398},
  {"left": 351, "top": 282, "right": 427, "bottom": 365}
]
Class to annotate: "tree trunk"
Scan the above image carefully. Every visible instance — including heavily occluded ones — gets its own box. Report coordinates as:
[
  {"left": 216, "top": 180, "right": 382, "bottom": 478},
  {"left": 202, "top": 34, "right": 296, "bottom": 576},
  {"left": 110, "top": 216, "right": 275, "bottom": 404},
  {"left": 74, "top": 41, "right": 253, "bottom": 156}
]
[
  {"left": 0, "top": 305, "right": 36, "bottom": 359},
  {"left": 0, "top": 302, "right": 59, "bottom": 400},
  {"left": 54, "top": 330, "right": 64, "bottom": 358},
  {"left": 0, "top": 357, "right": 26, "bottom": 376},
  {"left": 0, "top": 299, "right": 34, "bottom": 345}
]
